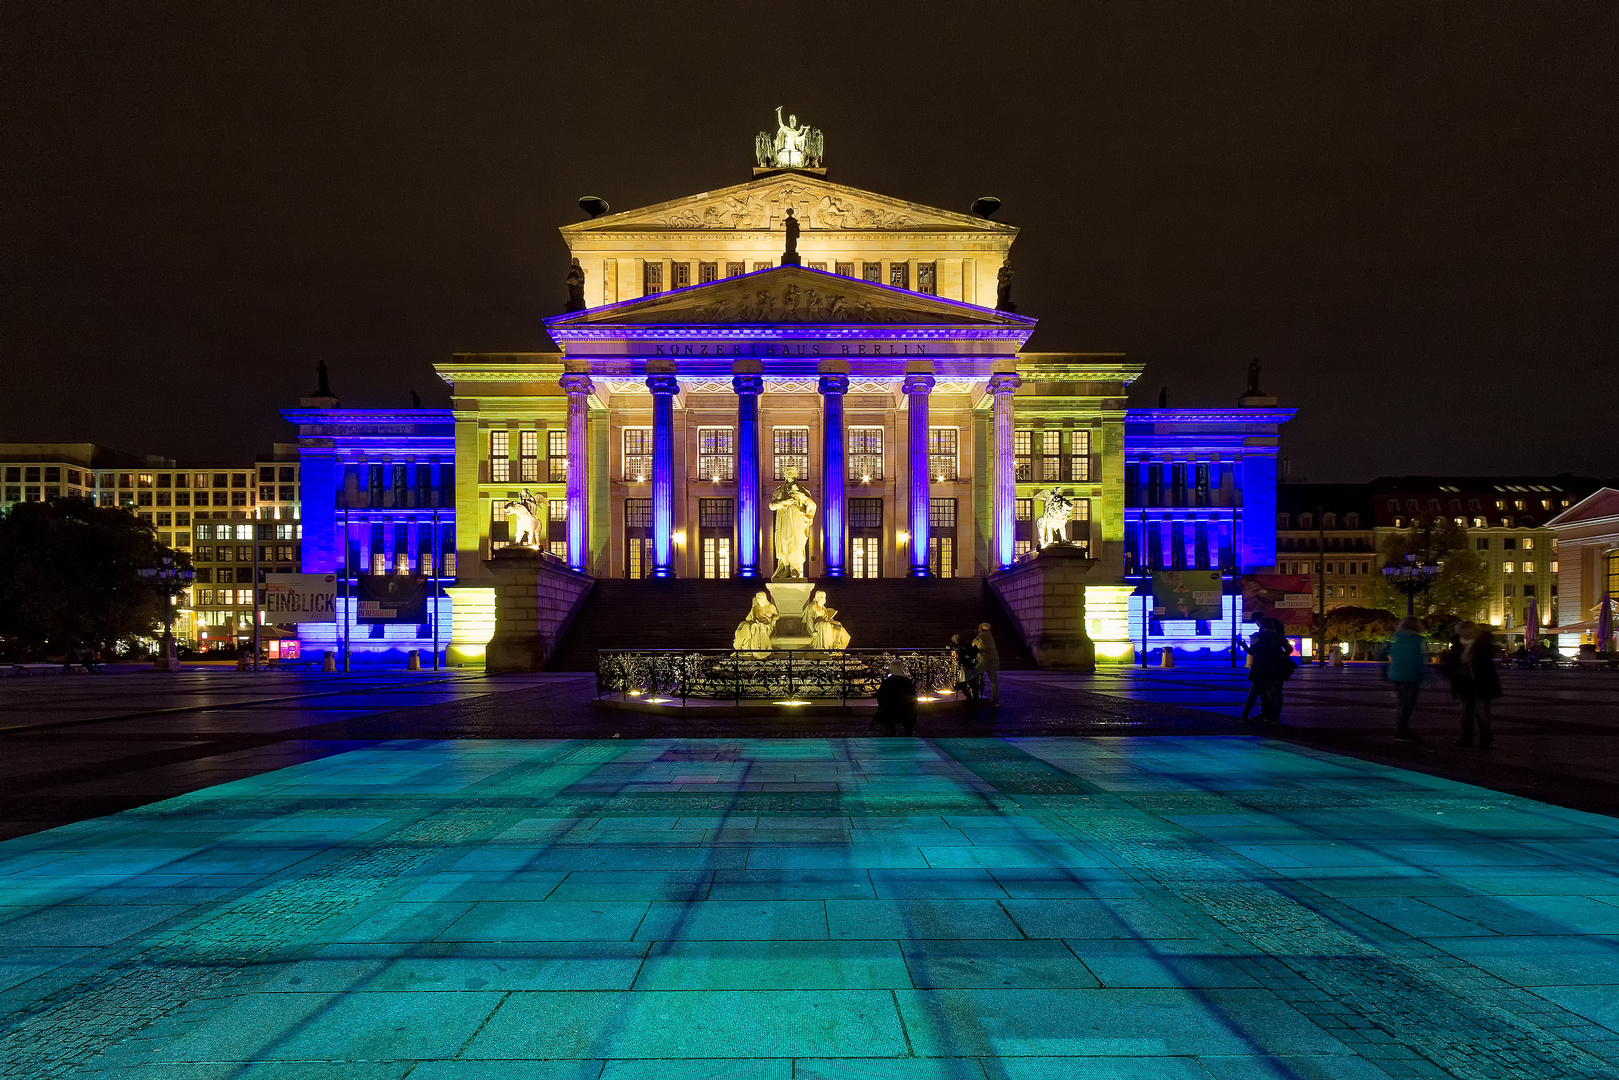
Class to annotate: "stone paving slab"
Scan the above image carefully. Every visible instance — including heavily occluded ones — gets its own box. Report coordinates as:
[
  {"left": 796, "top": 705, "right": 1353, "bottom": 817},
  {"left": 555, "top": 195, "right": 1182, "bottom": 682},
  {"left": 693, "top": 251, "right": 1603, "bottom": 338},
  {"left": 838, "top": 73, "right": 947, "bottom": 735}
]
[{"left": 2, "top": 735, "right": 1619, "bottom": 1076}]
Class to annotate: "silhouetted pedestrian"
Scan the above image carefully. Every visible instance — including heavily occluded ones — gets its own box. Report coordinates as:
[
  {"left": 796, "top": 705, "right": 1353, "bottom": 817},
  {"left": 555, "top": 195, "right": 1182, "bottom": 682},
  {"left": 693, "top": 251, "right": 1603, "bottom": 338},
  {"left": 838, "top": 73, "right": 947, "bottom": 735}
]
[
  {"left": 1247, "top": 617, "right": 1296, "bottom": 724},
  {"left": 1448, "top": 621, "right": 1501, "bottom": 747},
  {"left": 1388, "top": 616, "right": 1426, "bottom": 742},
  {"left": 874, "top": 659, "right": 917, "bottom": 736},
  {"left": 974, "top": 623, "right": 1001, "bottom": 706},
  {"left": 950, "top": 634, "right": 982, "bottom": 701}
]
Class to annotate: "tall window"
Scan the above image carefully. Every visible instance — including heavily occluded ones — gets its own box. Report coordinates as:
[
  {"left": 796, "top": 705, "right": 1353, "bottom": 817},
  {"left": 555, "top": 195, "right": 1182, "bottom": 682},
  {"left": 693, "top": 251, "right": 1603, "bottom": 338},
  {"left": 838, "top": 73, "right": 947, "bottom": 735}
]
[
  {"left": 1070, "top": 429, "right": 1091, "bottom": 482},
  {"left": 394, "top": 523, "right": 410, "bottom": 574},
  {"left": 849, "top": 498, "right": 883, "bottom": 578},
  {"left": 671, "top": 262, "right": 691, "bottom": 289},
  {"left": 624, "top": 499, "right": 653, "bottom": 579},
  {"left": 889, "top": 262, "right": 909, "bottom": 290},
  {"left": 928, "top": 427, "right": 958, "bottom": 481},
  {"left": 1014, "top": 430, "right": 1032, "bottom": 481},
  {"left": 623, "top": 428, "right": 652, "bottom": 482},
  {"left": 370, "top": 523, "right": 386, "bottom": 573},
  {"left": 698, "top": 262, "right": 718, "bottom": 284},
  {"left": 835, "top": 261, "right": 855, "bottom": 277},
  {"left": 643, "top": 262, "right": 663, "bottom": 295},
  {"left": 1607, "top": 551, "right": 1619, "bottom": 610},
  {"left": 548, "top": 499, "right": 568, "bottom": 559},
  {"left": 699, "top": 499, "right": 733, "bottom": 579},
  {"left": 848, "top": 428, "right": 883, "bottom": 481},
  {"left": 698, "top": 427, "right": 735, "bottom": 482},
  {"left": 490, "top": 431, "right": 510, "bottom": 483},
  {"left": 1040, "top": 430, "right": 1061, "bottom": 482},
  {"left": 548, "top": 429, "right": 568, "bottom": 483},
  {"left": 928, "top": 498, "right": 957, "bottom": 577},
  {"left": 917, "top": 262, "right": 936, "bottom": 295},
  {"left": 862, "top": 262, "right": 882, "bottom": 282},
  {"left": 519, "top": 430, "right": 539, "bottom": 482},
  {"left": 415, "top": 463, "right": 432, "bottom": 506},
  {"left": 726, "top": 261, "right": 746, "bottom": 278},
  {"left": 441, "top": 524, "right": 456, "bottom": 576},
  {"left": 773, "top": 427, "right": 809, "bottom": 480}
]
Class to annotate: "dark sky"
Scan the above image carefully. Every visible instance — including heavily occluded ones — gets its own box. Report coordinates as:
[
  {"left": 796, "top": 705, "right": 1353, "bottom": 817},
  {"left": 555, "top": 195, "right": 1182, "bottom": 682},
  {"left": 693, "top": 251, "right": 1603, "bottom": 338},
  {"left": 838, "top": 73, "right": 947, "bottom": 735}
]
[{"left": 3, "top": 2, "right": 1615, "bottom": 480}]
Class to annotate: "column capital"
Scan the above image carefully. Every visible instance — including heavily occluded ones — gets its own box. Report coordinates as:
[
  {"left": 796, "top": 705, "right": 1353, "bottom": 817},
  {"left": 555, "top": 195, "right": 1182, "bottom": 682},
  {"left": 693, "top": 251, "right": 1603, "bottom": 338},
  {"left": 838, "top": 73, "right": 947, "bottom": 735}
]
[
  {"left": 732, "top": 374, "right": 764, "bottom": 396},
  {"left": 646, "top": 374, "right": 680, "bottom": 395},
  {"left": 559, "top": 373, "right": 594, "bottom": 395},
  {"left": 818, "top": 374, "right": 850, "bottom": 396},
  {"left": 988, "top": 373, "right": 1022, "bottom": 395},
  {"left": 902, "top": 373, "right": 936, "bottom": 396}
]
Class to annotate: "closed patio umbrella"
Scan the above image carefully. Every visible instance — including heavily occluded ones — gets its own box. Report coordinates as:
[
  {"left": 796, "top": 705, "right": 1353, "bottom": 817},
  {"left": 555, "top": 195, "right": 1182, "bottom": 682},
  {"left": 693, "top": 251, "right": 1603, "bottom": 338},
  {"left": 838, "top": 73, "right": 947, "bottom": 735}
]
[
  {"left": 1599, "top": 592, "right": 1615, "bottom": 653},
  {"left": 1524, "top": 596, "right": 1539, "bottom": 651}
]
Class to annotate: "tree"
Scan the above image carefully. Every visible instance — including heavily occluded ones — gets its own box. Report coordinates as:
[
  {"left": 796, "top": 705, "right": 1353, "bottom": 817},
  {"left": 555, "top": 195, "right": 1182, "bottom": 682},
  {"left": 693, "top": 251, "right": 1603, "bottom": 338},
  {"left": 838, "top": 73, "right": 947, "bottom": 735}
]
[
  {"left": 1370, "top": 519, "right": 1491, "bottom": 625},
  {"left": 1325, "top": 606, "right": 1400, "bottom": 643},
  {"left": 0, "top": 497, "right": 185, "bottom": 658}
]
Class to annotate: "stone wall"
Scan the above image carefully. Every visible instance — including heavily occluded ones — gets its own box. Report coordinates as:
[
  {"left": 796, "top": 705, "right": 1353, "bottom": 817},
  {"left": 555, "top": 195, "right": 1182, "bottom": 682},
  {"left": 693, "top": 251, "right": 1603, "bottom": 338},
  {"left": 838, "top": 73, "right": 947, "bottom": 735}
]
[
  {"left": 484, "top": 548, "right": 595, "bottom": 673},
  {"left": 989, "top": 546, "right": 1097, "bottom": 670}
]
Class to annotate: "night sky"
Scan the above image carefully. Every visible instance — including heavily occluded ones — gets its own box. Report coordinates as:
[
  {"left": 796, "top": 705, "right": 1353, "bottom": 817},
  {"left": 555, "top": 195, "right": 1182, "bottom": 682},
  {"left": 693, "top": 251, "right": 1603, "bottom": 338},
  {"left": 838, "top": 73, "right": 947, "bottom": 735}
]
[{"left": 3, "top": 2, "right": 1615, "bottom": 481}]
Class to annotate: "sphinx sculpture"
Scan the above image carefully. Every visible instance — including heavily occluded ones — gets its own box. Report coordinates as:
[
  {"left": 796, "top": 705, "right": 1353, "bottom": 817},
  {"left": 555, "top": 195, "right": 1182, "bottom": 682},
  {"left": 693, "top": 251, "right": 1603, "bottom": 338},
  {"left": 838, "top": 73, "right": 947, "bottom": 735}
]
[
  {"left": 803, "top": 590, "right": 850, "bottom": 651},
  {"left": 501, "top": 490, "right": 541, "bottom": 548},
  {"left": 733, "top": 591, "right": 779, "bottom": 651}
]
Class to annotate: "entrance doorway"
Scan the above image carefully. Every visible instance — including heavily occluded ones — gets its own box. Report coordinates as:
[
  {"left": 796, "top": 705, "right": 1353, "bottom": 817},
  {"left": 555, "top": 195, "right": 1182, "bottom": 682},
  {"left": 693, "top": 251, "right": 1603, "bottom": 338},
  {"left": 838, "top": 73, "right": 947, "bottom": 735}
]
[
  {"left": 624, "top": 498, "right": 652, "bottom": 579},
  {"left": 699, "top": 498, "right": 734, "bottom": 579}
]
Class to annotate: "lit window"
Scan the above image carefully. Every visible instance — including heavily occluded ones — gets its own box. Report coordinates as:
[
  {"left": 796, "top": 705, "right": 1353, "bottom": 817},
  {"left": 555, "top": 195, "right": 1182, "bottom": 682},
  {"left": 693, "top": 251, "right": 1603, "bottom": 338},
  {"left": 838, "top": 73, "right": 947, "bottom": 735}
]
[
  {"left": 1523, "top": 561, "right": 1535, "bottom": 575},
  {"left": 1503, "top": 561, "right": 1515, "bottom": 574},
  {"left": 917, "top": 262, "right": 936, "bottom": 295},
  {"left": 643, "top": 262, "right": 663, "bottom": 296},
  {"left": 848, "top": 428, "right": 883, "bottom": 481},
  {"left": 772, "top": 427, "right": 809, "bottom": 480},
  {"left": 928, "top": 428, "right": 958, "bottom": 481},
  {"left": 1070, "top": 429, "right": 1091, "bottom": 482},
  {"left": 1472, "top": 516, "right": 1486, "bottom": 528},
  {"left": 548, "top": 430, "right": 568, "bottom": 483},
  {"left": 623, "top": 428, "right": 653, "bottom": 482},
  {"left": 1521, "top": 537, "right": 1534, "bottom": 550},
  {"left": 862, "top": 262, "right": 882, "bottom": 282},
  {"left": 490, "top": 430, "right": 510, "bottom": 483},
  {"left": 519, "top": 430, "right": 539, "bottom": 482},
  {"left": 698, "top": 427, "right": 735, "bottom": 482},
  {"left": 1014, "top": 430, "right": 1032, "bottom": 481}
]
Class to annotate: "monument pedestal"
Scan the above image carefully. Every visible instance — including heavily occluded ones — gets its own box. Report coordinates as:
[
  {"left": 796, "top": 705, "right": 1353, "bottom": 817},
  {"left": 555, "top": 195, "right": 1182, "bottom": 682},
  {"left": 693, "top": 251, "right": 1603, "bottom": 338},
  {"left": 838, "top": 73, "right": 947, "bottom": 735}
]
[
  {"left": 988, "top": 546, "right": 1098, "bottom": 670},
  {"left": 766, "top": 580, "right": 815, "bottom": 650},
  {"left": 485, "top": 547, "right": 547, "bottom": 673}
]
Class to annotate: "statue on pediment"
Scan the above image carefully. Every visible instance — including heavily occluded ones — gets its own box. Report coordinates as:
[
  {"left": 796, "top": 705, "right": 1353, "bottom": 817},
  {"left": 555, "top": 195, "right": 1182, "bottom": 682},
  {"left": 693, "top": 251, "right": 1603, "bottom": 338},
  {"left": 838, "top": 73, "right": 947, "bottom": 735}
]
[
  {"left": 996, "top": 260, "right": 1017, "bottom": 313},
  {"left": 756, "top": 108, "right": 824, "bottom": 170},
  {"left": 564, "top": 259, "right": 586, "bottom": 313}
]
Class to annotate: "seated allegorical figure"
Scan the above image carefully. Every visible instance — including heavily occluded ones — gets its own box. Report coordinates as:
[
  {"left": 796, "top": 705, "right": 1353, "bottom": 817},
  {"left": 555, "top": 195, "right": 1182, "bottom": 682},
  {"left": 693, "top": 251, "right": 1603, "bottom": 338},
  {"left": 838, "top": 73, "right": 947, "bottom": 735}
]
[
  {"left": 803, "top": 590, "right": 851, "bottom": 651},
  {"left": 733, "top": 591, "right": 779, "bottom": 651}
]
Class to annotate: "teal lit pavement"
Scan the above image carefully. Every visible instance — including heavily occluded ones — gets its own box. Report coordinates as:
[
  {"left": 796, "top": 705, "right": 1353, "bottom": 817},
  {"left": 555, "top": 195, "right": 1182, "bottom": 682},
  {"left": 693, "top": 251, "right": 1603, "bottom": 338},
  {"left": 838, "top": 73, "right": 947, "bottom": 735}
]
[{"left": 4, "top": 738, "right": 1619, "bottom": 1078}]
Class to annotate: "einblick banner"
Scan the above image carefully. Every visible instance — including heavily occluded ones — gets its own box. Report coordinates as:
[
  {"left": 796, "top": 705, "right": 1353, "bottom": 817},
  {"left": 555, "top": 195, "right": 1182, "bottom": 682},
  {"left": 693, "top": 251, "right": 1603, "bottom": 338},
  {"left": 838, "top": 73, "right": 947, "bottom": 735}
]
[
  {"left": 262, "top": 574, "right": 337, "bottom": 623},
  {"left": 355, "top": 575, "right": 429, "bottom": 623}
]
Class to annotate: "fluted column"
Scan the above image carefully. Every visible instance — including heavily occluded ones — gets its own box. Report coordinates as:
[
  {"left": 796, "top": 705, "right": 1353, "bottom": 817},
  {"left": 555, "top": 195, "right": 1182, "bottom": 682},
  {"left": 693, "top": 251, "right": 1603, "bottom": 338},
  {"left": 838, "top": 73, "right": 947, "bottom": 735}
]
[
  {"left": 560, "top": 373, "right": 593, "bottom": 571},
  {"left": 989, "top": 373, "right": 1021, "bottom": 570},
  {"left": 647, "top": 373, "right": 679, "bottom": 578},
  {"left": 904, "top": 373, "right": 935, "bottom": 577},
  {"left": 819, "top": 374, "right": 849, "bottom": 578},
  {"left": 733, "top": 374, "right": 763, "bottom": 578}
]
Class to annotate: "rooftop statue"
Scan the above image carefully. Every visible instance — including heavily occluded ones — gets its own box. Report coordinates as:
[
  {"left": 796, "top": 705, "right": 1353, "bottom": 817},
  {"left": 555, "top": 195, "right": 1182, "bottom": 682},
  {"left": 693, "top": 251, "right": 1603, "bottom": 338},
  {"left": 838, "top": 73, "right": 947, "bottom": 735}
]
[
  {"left": 1246, "top": 358, "right": 1264, "bottom": 396},
  {"left": 564, "top": 258, "right": 586, "bottom": 313},
  {"left": 755, "top": 108, "right": 824, "bottom": 170}
]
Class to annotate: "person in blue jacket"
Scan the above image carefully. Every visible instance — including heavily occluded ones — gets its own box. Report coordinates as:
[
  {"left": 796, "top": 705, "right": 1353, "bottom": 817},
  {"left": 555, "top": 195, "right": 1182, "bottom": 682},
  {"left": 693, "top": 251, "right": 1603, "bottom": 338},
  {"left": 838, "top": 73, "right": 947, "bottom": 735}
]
[{"left": 1387, "top": 616, "right": 1427, "bottom": 743}]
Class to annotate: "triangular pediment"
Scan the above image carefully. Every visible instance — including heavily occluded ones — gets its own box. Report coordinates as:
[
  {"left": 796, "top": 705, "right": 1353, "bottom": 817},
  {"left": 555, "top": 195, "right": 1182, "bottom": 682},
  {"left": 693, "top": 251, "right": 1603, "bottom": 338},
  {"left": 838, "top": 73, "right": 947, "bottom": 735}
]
[
  {"left": 559, "top": 173, "right": 1017, "bottom": 235},
  {"left": 545, "top": 265, "right": 1034, "bottom": 329},
  {"left": 1550, "top": 487, "right": 1619, "bottom": 527}
]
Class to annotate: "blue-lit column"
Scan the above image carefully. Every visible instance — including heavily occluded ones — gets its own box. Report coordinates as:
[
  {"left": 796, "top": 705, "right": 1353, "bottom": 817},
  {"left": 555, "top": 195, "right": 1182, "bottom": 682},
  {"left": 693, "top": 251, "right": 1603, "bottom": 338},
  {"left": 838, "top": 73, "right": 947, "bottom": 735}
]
[
  {"left": 988, "top": 373, "right": 1021, "bottom": 569},
  {"left": 560, "top": 373, "right": 593, "bottom": 571},
  {"left": 648, "top": 373, "right": 679, "bottom": 578},
  {"left": 733, "top": 373, "right": 763, "bottom": 578},
  {"left": 819, "top": 373, "right": 849, "bottom": 577},
  {"left": 904, "top": 373, "right": 935, "bottom": 577}
]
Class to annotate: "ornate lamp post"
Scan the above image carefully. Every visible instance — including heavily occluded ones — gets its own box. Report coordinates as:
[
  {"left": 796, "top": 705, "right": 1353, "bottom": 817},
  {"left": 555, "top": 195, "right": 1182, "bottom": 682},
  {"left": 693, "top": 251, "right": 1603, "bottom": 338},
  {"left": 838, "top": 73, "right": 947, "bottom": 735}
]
[
  {"left": 140, "top": 555, "right": 195, "bottom": 672},
  {"left": 1381, "top": 553, "right": 1441, "bottom": 617}
]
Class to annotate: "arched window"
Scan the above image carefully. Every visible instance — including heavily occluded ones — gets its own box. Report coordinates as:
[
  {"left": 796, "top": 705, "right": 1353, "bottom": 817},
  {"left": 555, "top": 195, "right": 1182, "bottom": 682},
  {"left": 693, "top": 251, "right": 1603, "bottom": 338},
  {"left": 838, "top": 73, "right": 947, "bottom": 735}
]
[
  {"left": 1427, "top": 498, "right": 1441, "bottom": 512},
  {"left": 1607, "top": 550, "right": 1619, "bottom": 602},
  {"left": 1449, "top": 499, "right": 1463, "bottom": 512},
  {"left": 1469, "top": 499, "right": 1481, "bottom": 511},
  {"left": 1277, "top": 513, "right": 1290, "bottom": 529},
  {"left": 1323, "top": 513, "right": 1337, "bottom": 528},
  {"left": 1299, "top": 512, "right": 1313, "bottom": 528},
  {"left": 1387, "top": 499, "right": 1399, "bottom": 512},
  {"left": 1345, "top": 512, "right": 1360, "bottom": 528}
]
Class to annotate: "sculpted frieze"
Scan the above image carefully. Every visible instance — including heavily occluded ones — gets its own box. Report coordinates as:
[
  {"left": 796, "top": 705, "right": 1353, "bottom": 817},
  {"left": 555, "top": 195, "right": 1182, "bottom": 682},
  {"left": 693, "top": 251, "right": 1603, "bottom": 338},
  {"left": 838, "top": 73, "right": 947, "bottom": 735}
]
[{"left": 655, "top": 182, "right": 919, "bottom": 231}]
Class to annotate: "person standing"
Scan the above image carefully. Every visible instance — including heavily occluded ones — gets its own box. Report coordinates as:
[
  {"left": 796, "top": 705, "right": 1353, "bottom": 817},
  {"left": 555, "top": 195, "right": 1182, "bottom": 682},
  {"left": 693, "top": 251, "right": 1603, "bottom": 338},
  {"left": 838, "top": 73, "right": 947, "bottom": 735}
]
[
  {"left": 1387, "top": 616, "right": 1427, "bottom": 743},
  {"left": 874, "top": 659, "right": 918, "bottom": 736},
  {"left": 1448, "top": 622, "right": 1501, "bottom": 747},
  {"left": 950, "top": 633, "right": 982, "bottom": 702},
  {"left": 1247, "top": 617, "right": 1296, "bottom": 724},
  {"left": 974, "top": 623, "right": 1001, "bottom": 706}
]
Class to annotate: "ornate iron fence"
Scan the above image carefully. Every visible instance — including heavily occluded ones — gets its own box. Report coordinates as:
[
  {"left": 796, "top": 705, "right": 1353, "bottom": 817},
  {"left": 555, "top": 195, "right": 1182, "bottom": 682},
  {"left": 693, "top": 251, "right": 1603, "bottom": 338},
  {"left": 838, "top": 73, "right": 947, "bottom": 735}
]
[{"left": 596, "top": 648, "right": 958, "bottom": 704}]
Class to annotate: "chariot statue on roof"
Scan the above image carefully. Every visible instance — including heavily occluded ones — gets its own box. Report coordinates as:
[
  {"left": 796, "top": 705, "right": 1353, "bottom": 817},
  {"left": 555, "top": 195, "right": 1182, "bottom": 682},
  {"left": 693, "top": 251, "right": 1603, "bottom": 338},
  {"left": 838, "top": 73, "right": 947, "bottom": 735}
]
[{"left": 755, "top": 108, "right": 824, "bottom": 170}]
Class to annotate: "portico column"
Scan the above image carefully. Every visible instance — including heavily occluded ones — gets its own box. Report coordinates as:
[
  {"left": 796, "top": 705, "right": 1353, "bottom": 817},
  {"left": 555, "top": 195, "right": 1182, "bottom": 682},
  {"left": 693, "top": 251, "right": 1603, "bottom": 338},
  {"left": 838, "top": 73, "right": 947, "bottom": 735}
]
[
  {"left": 733, "top": 373, "right": 763, "bottom": 578},
  {"left": 904, "top": 373, "right": 935, "bottom": 577},
  {"left": 989, "top": 373, "right": 1022, "bottom": 569},
  {"left": 560, "top": 373, "right": 593, "bottom": 572},
  {"left": 819, "top": 374, "right": 849, "bottom": 578},
  {"left": 647, "top": 372, "right": 679, "bottom": 578}
]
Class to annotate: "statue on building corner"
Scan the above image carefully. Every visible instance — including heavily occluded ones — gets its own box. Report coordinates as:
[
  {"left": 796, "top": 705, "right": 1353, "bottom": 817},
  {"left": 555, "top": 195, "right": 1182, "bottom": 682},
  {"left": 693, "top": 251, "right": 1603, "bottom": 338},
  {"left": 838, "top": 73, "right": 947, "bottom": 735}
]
[
  {"left": 769, "top": 466, "right": 817, "bottom": 579},
  {"left": 1245, "top": 358, "right": 1264, "bottom": 397},
  {"left": 781, "top": 207, "right": 802, "bottom": 266},
  {"left": 316, "top": 360, "right": 332, "bottom": 397},
  {"left": 564, "top": 259, "right": 587, "bottom": 313},
  {"left": 502, "top": 490, "right": 542, "bottom": 548},
  {"left": 995, "top": 260, "right": 1016, "bottom": 313}
]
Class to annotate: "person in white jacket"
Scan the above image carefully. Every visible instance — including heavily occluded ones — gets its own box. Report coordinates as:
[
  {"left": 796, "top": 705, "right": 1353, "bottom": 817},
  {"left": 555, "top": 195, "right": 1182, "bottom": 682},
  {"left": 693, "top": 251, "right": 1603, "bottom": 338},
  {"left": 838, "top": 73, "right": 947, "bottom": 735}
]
[{"left": 974, "top": 623, "right": 1002, "bottom": 706}]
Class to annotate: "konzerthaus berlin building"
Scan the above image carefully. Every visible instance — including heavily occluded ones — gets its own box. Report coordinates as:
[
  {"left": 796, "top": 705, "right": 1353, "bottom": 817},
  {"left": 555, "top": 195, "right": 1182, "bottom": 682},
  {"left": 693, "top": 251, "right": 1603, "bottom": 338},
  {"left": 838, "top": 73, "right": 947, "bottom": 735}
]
[{"left": 290, "top": 123, "right": 1293, "bottom": 665}]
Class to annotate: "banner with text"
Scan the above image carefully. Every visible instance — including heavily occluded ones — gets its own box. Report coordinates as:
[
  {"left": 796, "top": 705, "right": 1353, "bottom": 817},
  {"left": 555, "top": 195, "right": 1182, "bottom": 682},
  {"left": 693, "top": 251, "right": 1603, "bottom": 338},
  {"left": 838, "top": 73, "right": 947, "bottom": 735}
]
[
  {"left": 262, "top": 574, "right": 337, "bottom": 623},
  {"left": 356, "top": 575, "right": 429, "bottom": 623}
]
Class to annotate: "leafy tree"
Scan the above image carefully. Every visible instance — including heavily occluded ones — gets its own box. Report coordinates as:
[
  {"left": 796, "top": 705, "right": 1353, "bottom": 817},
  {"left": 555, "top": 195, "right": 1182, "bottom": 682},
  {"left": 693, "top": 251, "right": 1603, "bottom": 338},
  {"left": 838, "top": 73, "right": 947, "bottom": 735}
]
[
  {"left": 1325, "top": 606, "right": 1400, "bottom": 643},
  {"left": 0, "top": 497, "right": 185, "bottom": 658},
  {"left": 1370, "top": 519, "right": 1490, "bottom": 624}
]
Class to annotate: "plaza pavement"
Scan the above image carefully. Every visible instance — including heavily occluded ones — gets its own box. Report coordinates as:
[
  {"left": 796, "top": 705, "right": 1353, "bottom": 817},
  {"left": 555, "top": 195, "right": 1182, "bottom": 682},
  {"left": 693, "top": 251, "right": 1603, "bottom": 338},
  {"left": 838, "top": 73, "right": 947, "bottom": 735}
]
[{"left": 0, "top": 668, "right": 1618, "bottom": 1076}]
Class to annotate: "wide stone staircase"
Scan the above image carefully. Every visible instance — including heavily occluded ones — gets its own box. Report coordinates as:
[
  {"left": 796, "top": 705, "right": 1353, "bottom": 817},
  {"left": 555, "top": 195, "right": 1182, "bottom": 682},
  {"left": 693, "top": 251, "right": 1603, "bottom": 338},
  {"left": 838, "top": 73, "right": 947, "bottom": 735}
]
[{"left": 545, "top": 577, "right": 1033, "bottom": 671}]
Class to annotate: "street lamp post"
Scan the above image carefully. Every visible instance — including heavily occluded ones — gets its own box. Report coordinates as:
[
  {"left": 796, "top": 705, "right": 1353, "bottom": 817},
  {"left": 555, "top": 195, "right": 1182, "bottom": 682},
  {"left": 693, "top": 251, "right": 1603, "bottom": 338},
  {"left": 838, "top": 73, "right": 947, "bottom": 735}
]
[
  {"left": 139, "top": 555, "right": 196, "bottom": 672},
  {"left": 1381, "top": 553, "right": 1441, "bottom": 617}
]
